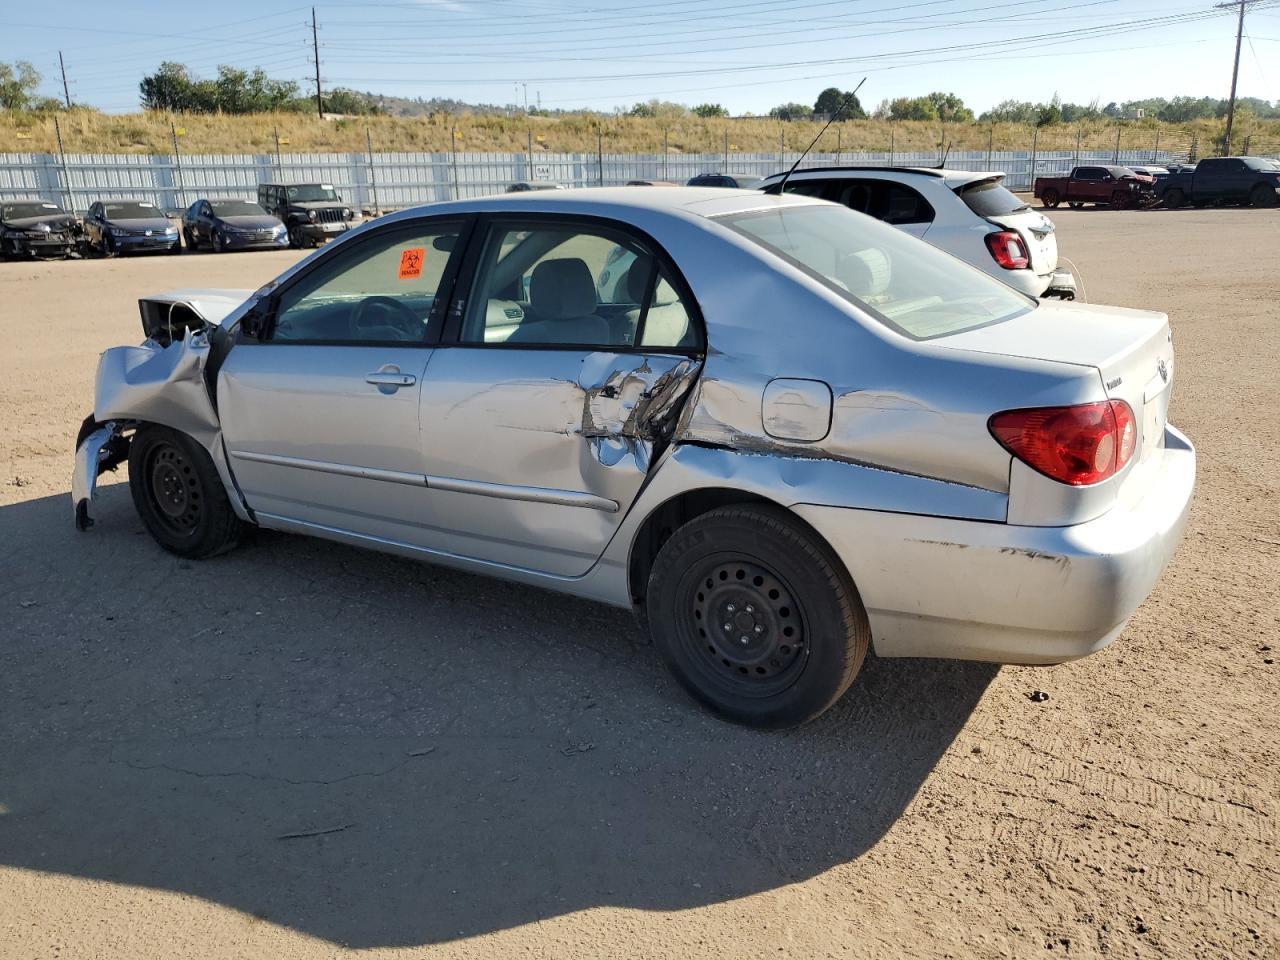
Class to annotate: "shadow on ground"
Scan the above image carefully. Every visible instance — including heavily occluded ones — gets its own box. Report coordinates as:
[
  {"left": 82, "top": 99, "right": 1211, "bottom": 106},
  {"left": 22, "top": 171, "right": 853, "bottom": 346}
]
[{"left": 0, "top": 487, "right": 996, "bottom": 948}]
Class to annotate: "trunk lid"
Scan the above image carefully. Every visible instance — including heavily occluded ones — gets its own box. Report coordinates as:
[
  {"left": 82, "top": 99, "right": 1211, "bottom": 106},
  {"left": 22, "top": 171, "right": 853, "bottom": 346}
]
[
  {"left": 942, "top": 301, "right": 1175, "bottom": 465},
  {"left": 987, "top": 208, "right": 1058, "bottom": 275}
]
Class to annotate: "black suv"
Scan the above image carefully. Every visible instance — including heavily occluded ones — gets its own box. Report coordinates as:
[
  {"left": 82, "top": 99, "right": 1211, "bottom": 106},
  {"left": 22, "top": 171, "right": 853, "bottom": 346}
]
[{"left": 257, "top": 183, "right": 360, "bottom": 248}]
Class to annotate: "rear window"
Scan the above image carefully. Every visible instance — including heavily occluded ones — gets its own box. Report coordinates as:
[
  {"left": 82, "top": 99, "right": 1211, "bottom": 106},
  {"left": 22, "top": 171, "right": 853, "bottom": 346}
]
[
  {"left": 956, "top": 179, "right": 1029, "bottom": 218},
  {"left": 718, "top": 202, "right": 1034, "bottom": 340}
]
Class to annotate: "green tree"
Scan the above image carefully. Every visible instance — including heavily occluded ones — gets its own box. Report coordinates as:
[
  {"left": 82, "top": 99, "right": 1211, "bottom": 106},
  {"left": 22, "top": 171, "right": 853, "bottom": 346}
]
[
  {"left": 813, "top": 87, "right": 866, "bottom": 119},
  {"left": 0, "top": 60, "right": 44, "bottom": 110},
  {"left": 980, "top": 99, "right": 1037, "bottom": 123},
  {"left": 692, "top": 102, "right": 729, "bottom": 118},
  {"left": 769, "top": 102, "right": 812, "bottom": 120}
]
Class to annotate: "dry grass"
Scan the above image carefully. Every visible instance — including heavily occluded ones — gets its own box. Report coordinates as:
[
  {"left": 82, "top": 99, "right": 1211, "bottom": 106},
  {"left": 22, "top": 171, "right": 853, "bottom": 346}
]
[{"left": 2, "top": 108, "right": 1278, "bottom": 157}]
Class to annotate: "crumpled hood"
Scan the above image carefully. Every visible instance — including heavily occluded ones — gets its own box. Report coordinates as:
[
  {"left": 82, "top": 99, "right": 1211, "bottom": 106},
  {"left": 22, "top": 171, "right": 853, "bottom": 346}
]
[
  {"left": 4, "top": 214, "right": 77, "bottom": 231},
  {"left": 143, "top": 289, "right": 254, "bottom": 327}
]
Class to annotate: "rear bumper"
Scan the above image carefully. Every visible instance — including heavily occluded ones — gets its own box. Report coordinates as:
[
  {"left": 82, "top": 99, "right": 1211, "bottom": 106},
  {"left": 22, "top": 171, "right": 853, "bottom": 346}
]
[{"left": 793, "top": 425, "right": 1196, "bottom": 664}]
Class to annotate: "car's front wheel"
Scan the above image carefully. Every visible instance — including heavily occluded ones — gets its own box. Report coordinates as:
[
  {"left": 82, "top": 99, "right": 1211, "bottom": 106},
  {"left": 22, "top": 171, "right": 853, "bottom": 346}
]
[
  {"left": 128, "top": 425, "right": 243, "bottom": 559},
  {"left": 183, "top": 228, "right": 198, "bottom": 251},
  {"left": 1250, "top": 184, "right": 1278, "bottom": 209},
  {"left": 646, "top": 504, "right": 870, "bottom": 728},
  {"left": 212, "top": 230, "right": 226, "bottom": 253}
]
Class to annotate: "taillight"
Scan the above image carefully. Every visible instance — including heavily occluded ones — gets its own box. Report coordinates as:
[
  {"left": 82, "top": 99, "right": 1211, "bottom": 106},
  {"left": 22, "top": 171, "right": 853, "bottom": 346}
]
[
  {"left": 989, "top": 400, "right": 1137, "bottom": 486},
  {"left": 984, "top": 230, "right": 1029, "bottom": 270}
]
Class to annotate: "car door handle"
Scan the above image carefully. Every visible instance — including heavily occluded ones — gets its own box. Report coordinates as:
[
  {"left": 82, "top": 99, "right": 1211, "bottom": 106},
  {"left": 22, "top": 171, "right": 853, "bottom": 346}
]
[{"left": 365, "top": 372, "right": 416, "bottom": 387}]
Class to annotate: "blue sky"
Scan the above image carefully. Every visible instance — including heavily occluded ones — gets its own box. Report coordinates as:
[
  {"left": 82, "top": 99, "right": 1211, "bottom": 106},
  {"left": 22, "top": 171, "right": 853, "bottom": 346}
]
[{"left": 3, "top": 0, "right": 1277, "bottom": 114}]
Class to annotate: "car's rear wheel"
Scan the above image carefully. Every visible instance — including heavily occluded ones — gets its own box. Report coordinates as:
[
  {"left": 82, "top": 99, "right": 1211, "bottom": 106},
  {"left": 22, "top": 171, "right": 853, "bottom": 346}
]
[
  {"left": 645, "top": 504, "right": 870, "bottom": 728},
  {"left": 128, "top": 425, "right": 243, "bottom": 559},
  {"left": 1041, "top": 189, "right": 1060, "bottom": 209},
  {"left": 1164, "top": 188, "right": 1186, "bottom": 209},
  {"left": 1250, "top": 184, "right": 1278, "bottom": 209}
]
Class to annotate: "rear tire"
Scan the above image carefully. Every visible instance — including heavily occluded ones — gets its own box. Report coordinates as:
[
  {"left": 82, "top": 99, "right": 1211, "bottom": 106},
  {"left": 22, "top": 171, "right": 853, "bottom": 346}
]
[
  {"left": 1250, "top": 184, "right": 1277, "bottom": 209},
  {"left": 645, "top": 504, "right": 870, "bottom": 729},
  {"left": 1041, "top": 189, "right": 1060, "bottom": 209},
  {"left": 128, "top": 425, "right": 243, "bottom": 559},
  {"left": 1164, "top": 188, "right": 1185, "bottom": 209}
]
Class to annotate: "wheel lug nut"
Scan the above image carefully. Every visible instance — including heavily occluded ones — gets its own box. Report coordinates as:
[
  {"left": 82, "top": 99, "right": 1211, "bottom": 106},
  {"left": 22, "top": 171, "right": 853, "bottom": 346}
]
[
  {"left": 726, "top": 604, "right": 735, "bottom": 613},
  {"left": 723, "top": 624, "right": 732, "bottom": 632},
  {"left": 740, "top": 636, "right": 749, "bottom": 644},
  {"left": 745, "top": 605, "right": 754, "bottom": 614},
  {"left": 754, "top": 625, "right": 763, "bottom": 634}
]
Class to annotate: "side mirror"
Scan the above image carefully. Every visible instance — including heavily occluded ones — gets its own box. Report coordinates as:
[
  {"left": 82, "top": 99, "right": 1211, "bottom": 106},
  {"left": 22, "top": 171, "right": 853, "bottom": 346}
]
[{"left": 238, "top": 301, "right": 270, "bottom": 341}]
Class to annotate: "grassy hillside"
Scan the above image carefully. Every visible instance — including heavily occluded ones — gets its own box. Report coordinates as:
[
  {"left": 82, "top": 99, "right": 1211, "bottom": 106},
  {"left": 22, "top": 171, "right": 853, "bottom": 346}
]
[{"left": 2, "top": 107, "right": 1277, "bottom": 157}]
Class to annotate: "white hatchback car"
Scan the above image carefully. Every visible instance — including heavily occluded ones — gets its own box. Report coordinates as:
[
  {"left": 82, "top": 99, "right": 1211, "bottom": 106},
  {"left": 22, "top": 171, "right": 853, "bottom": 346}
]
[{"left": 758, "top": 166, "right": 1075, "bottom": 299}]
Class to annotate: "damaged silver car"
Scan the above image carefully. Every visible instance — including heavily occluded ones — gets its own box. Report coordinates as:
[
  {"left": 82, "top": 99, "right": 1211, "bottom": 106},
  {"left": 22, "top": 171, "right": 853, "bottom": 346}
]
[{"left": 73, "top": 188, "right": 1195, "bottom": 728}]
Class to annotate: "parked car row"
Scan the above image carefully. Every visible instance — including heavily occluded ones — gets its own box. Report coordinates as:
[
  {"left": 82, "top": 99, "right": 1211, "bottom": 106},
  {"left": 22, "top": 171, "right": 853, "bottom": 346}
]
[{"left": 0, "top": 182, "right": 362, "bottom": 261}]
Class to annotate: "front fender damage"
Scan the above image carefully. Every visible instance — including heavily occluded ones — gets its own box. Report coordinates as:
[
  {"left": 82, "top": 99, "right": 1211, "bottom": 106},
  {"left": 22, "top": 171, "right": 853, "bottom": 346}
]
[{"left": 72, "top": 328, "right": 240, "bottom": 529}]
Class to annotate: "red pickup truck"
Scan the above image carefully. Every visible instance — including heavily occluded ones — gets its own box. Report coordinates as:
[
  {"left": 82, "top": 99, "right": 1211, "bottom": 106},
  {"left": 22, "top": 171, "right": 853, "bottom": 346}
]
[{"left": 1033, "top": 165, "right": 1153, "bottom": 209}]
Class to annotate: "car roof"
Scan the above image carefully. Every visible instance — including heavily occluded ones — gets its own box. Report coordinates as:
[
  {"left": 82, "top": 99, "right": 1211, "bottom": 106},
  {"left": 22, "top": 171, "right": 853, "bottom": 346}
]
[
  {"left": 758, "top": 165, "right": 1005, "bottom": 187},
  {"left": 377, "top": 186, "right": 819, "bottom": 226}
]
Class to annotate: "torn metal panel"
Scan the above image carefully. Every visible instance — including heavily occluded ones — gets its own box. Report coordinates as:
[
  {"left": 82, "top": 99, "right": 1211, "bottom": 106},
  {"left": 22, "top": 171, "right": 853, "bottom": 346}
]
[{"left": 71, "top": 420, "right": 129, "bottom": 529}]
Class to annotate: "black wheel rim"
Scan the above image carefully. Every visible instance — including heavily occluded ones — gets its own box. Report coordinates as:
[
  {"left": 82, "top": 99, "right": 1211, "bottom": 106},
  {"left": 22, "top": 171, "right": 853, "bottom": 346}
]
[
  {"left": 145, "top": 442, "right": 202, "bottom": 536},
  {"left": 677, "top": 556, "right": 810, "bottom": 698}
]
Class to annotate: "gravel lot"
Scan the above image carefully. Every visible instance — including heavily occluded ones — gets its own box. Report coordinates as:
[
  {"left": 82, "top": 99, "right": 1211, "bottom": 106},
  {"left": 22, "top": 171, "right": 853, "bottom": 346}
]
[{"left": 1, "top": 207, "right": 1277, "bottom": 959}]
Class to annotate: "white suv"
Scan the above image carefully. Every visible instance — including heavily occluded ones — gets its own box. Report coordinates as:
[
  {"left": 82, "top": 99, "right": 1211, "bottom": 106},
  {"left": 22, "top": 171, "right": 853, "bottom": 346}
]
[{"left": 758, "top": 166, "right": 1075, "bottom": 299}]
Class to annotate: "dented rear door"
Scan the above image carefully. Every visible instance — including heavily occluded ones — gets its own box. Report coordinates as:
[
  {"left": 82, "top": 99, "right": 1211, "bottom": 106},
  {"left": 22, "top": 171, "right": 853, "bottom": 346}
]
[{"left": 416, "top": 215, "right": 702, "bottom": 577}]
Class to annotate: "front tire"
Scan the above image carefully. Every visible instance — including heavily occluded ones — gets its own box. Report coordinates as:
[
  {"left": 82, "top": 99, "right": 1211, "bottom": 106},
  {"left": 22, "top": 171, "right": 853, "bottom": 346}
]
[
  {"left": 645, "top": 505, "right": 870, "bottom": 728},
  {"left": 183, "top": 228, "right": 198, "bottom": 251},
  {"left": 1250, "top": 184, "right": 1278, "bottom": 209},
  {"left": 212, "top": 230, "right": 226, "bottom": 253},
  {"left": 128, "top": 425, "right": 243, "bottom": 559}
]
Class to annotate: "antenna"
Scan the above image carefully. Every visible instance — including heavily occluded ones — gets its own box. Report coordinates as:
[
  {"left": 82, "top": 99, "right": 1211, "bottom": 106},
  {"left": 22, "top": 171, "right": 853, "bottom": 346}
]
[
  {"left": 938, "top": 140, "right": 953, "bottom": 168},
  {"left": 776, "top": 77, "right": 866, "bottom": 195}
]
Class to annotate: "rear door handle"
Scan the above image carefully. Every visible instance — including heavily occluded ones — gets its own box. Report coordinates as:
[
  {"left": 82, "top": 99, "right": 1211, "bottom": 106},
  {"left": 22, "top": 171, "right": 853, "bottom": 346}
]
[{"left": 365, "top": 372, "right": 417, "bottom": 387}]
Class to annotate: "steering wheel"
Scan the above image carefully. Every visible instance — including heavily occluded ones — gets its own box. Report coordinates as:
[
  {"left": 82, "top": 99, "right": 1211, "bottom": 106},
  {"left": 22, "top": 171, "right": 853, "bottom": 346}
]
[{"left": 349, "top": 296, "right": 423, "bottom": 340}]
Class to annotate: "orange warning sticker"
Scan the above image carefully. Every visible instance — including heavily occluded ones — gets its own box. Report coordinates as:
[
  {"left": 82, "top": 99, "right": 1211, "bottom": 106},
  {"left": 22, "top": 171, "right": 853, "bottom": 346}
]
[{"left": 398, "top": 247, "right": 426, "bottom": 280}]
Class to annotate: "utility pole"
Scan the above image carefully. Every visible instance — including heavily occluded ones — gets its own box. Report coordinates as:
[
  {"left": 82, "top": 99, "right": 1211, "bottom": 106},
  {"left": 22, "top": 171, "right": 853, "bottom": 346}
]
[
  {"left": 58, "top": 51, "right": 71, "bottom": 108},
  {"left": 311, "top": 7, "right": 323, "bottom": 118},
  {"left": 1215, "top": 0, "right": 1259, "bottom": 156}
]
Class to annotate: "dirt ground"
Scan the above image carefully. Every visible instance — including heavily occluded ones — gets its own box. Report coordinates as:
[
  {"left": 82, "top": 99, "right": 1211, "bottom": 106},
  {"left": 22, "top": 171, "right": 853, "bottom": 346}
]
[{"left": 1, "top": 208, "right": 1277, "bottom": 959}]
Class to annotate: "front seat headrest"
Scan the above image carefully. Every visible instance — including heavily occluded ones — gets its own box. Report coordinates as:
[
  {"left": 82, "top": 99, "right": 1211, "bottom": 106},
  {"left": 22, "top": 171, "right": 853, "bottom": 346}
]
[{"left": 530, "top": 258, "right": 597, "bottom": 320}]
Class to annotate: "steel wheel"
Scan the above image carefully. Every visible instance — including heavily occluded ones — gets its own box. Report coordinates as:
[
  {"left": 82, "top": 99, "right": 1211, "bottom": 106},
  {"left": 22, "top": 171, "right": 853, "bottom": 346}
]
[
  {"left": 683, "top": 557, "right": 809, "bottom": 698},
  {"left": 143, "top": 441, "right": 203, "bottom": 536}
]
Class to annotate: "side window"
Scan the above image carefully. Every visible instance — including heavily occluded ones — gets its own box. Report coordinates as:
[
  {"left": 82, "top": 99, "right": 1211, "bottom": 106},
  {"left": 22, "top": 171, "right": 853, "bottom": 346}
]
[
  {"left": 876, "top": 183, "right": 934, "bottom": 225},
  {"left": 782, "top": 179, "right": 835, "bottom": 200},
  {"left": 269, "top": 221, "right": 463, "bottom": 344},
  {"left": 1198, "top": 160, "right": 1222, "bottom": 175},
  {"left": 830, "top": 180, "right": 875, "bottom": 215},
  {"left": 1075, "top": 168, "right": 1097, "bottom": 181},
  {"left": 460, "top": 222, "right": 698, "bottom": 350}
]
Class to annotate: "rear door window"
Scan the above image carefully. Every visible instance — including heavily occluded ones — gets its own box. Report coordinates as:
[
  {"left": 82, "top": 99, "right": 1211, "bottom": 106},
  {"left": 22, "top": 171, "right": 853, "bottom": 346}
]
[{"left": 957, "top": 179, "right": 1030, "bottom": 218}]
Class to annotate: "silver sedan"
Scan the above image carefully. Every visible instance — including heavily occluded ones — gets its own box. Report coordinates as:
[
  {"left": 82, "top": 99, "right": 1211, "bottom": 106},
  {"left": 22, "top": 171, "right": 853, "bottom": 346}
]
[{"left": 73, "top": 188, "right": 1195, "bottom": 728}]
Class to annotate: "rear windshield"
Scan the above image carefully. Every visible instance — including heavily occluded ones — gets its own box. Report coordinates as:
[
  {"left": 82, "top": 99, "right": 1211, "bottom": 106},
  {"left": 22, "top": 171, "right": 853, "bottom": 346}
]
[
  {"left": 104, "top": 201, "right": 159, "bottom": 219},
  {"left": 717, "top": 202, "right": 1034, "bottom": 340},
  {"left": 956, "top": 179, "right": 1029, "bottom": 217},
  {"left": 2, "top": 201, "right": 62, "bottom": 219},
  {"left": 210, "top": 200, "right": 267, "bottom": 216}
]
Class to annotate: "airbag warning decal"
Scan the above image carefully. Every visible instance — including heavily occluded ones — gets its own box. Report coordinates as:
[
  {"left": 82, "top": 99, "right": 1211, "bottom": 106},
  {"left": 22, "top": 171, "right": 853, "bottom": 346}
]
[{"left": 398, "top": 248, "right": 426, "bottom": 280}]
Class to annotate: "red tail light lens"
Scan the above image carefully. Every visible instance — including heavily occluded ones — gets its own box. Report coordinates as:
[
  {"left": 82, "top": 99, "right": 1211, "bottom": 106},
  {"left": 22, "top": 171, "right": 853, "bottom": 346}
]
[
  {"left": 989, "top": 400, "right": 1137, "bottom": 485},
  {"left": 984, "top": 230, "right": 1029, "bottom": 270}
]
